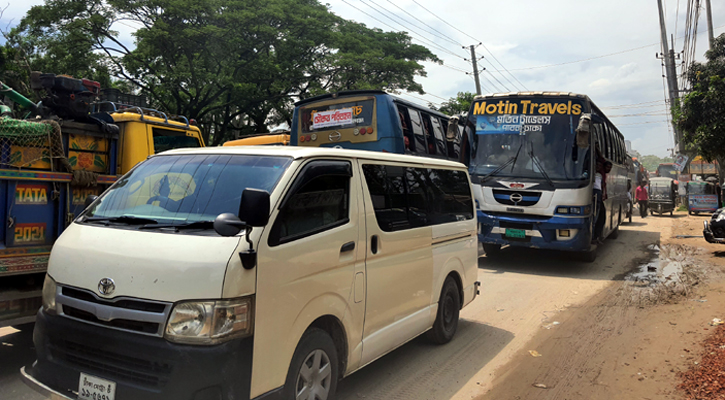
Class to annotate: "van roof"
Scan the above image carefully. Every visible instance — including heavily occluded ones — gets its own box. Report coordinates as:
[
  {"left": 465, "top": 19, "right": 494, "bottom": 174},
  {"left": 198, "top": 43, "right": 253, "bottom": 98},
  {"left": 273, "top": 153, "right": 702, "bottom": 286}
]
[{"left": 160, "top": 146, "right": 466, "bottom": 168}]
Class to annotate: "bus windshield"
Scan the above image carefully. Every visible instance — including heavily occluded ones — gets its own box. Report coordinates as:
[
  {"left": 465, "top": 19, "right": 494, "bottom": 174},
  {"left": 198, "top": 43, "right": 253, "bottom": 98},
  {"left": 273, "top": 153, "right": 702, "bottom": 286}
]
[
  {"left": 466, "top": 97, "right": 588, "bottom": 181},
  {"left": 657, "top": 164, "right": 678, "bottom": 177}
]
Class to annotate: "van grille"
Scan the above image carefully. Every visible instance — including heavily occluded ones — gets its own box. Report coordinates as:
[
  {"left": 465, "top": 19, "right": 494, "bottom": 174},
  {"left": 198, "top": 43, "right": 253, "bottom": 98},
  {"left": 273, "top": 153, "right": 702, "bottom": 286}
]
[
  {"left": 49, "top": 337, "right": 172, "bottom": 387},
  {"left": 57, "top": 285, "right": 171, "bottom": 337}
]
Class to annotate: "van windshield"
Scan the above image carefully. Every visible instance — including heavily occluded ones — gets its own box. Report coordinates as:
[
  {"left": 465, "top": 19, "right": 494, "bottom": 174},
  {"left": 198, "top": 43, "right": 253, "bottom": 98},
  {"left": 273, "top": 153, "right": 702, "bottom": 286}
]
[{"left": 84, "top": 154, "right": 291, "bottom": 225}]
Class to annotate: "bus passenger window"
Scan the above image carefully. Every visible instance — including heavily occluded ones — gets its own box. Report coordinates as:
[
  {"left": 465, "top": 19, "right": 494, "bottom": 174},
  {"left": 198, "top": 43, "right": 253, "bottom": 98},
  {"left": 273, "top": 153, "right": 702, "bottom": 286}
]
[
  {"left": 407, "top": 110, "right": 429, "bottom": 156},
  {"left": 429, "top": 117, "right": 448, "bottom": 157},
  {"left": 421, "top": 114, "right": 437, "bottom": 155},
  {"left": 397, "top": 106, "right": 415, "bottom": 152}
]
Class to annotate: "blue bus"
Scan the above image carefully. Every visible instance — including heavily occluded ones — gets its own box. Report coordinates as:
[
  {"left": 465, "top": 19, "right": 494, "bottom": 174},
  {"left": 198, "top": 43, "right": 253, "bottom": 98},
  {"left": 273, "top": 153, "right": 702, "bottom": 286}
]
[
  {"left": 462, "top": 92, "right": 630, "bottom": 262},
  {"left": 290, "top": 90, "right": 462, "bottom": 161}
]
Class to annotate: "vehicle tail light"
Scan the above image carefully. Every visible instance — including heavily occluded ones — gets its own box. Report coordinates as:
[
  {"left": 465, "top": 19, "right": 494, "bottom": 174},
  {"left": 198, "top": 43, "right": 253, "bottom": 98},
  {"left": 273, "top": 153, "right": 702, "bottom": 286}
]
[
  {"left": 300, "top": 136, "right": 306, "bottom": 142},
  {"left": 367, "top": 127, "right": 373, "bottom": 134}
]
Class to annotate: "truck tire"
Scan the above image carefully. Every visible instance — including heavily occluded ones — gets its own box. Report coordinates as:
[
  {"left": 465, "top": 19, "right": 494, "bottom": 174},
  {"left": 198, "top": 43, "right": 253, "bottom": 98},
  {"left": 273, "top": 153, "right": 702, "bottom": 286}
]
[{"left": 482, "top": 244, "right": 501, "bottom": 257}]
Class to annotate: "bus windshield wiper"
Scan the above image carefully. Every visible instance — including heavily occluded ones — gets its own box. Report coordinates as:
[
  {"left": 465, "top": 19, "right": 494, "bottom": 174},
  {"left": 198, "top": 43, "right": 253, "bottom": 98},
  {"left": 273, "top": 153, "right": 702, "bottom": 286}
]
[
  {"left": 84, "top": 215, "right": 159, "bottom": 225},
  {"left": 528, "top": 143, "right": 555, "bottom": 187},
  {"left": 480, "top": 142, "right": 525, "bottom": 183},
  {"left": 139, "top": 220, "right": 214, "bottom": 231}
]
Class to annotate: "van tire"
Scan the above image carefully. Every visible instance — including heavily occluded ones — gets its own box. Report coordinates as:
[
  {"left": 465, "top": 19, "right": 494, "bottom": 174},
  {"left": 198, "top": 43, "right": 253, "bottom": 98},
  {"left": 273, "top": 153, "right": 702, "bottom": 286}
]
[
  {"left": 482, "top": 244, "right": 501, "bottom": 257},
  {"left": 427, "top": 276, "right": 461, "bottom": 345},
  {"left": 283, "top": 328, "right": 339, "bottom": 400},
  {"left": 581, "top": 247, "right": 597, "bottom": 263}
]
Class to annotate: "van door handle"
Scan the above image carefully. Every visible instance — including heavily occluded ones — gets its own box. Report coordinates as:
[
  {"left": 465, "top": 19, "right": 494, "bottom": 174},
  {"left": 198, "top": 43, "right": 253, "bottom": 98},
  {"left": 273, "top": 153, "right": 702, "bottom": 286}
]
[
  {"left": 340, "top": 241, "right": 355, "bottom": 253},
  {"left": 371, "top": 235, "right": 379, "bottom": 254}
]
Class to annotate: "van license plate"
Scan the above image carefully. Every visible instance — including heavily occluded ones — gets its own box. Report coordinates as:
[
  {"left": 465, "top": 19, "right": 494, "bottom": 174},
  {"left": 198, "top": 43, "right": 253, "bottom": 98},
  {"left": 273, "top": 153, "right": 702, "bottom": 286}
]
[
  {"left": 78, "top": 373, "right": 116, "bottom": 400},
  {"left": 505, "top": 228, "right": 526, "bottom": 238}
]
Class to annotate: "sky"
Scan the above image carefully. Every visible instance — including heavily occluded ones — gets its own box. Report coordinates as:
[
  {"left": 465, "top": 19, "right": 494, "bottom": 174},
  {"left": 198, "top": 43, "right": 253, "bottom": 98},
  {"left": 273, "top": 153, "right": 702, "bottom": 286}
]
[{"left": 2, "top": 0, "right": 724, "bottom": 157}]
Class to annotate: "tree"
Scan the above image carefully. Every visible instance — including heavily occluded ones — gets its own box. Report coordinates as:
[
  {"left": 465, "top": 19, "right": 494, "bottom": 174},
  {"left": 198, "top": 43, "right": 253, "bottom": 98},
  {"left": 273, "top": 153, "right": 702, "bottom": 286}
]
[
  {"left": 437, "top": 91, "right": 475, "bottom": 115},
  {"left": 9, "top": 0, "right": 438, "bottom": 145},
  {"left": 639, "top": 154, "right": 674, "bottom": 172},
  {"left": 675, "top": 33, "right": 725, "bottom": 180}
]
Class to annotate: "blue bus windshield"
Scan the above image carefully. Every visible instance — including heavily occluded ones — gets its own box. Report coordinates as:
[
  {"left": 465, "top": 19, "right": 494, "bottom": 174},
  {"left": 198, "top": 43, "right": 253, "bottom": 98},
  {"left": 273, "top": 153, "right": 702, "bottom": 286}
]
[{"left": 467, "top": 98, "right": 589, "bottom": 181}]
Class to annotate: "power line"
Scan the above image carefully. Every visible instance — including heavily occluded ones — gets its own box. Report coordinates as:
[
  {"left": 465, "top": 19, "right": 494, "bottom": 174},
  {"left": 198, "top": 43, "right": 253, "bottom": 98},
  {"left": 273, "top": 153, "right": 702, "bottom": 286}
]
[
  {"left": 382, "top": 0, "right": 464, "bottom": 47},
  {"left": 407, "top": 0, "right": 527, "bottom": 91}
]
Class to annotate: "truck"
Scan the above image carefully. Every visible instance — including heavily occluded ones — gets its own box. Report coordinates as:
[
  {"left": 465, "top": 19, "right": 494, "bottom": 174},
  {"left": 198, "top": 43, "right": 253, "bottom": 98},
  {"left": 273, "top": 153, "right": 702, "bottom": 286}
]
[{"left": 0, "top": 74, "right": 204, "bottom": 329}]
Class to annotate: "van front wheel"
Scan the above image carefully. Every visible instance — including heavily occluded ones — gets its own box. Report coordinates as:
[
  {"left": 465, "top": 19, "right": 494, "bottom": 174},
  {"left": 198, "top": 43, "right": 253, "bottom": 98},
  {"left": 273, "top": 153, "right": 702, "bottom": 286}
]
[
  {"left": 284, "top": 328, "right": 339, "bottom": 400},
  {"left": 427, "top": 276, "right": 461, "bottom": 345}
]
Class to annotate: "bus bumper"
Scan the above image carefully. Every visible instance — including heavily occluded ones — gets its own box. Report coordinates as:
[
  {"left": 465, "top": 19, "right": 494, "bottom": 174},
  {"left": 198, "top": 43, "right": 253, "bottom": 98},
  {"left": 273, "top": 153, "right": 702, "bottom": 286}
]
[{"left": 477, "top": 211, "right": 592, "bottom": 252}]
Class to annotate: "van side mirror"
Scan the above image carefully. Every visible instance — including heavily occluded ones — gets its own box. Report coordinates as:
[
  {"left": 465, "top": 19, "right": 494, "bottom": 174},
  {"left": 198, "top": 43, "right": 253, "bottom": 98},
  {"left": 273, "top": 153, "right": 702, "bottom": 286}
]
[
  {"left": 84, "top": 195, "right": 99, "bottom": 208},
  {"left": 213, "top": 213, "right": 246, "bottom": 237},
  {"left": 238, "top": 189, "right": 270, "bottom": 227}
]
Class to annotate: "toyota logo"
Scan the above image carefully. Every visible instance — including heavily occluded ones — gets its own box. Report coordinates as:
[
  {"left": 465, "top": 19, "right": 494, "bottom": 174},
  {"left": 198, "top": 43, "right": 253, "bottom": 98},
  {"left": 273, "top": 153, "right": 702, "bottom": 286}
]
[
  {"left": 509, "top": 193, "right": 523, "bottom": 204},
  {"left": 328, "top": 131, "right": 342, "bottom": 142},
  {"left": 98, "top": 278, "right": 116, "bottom": 296}
]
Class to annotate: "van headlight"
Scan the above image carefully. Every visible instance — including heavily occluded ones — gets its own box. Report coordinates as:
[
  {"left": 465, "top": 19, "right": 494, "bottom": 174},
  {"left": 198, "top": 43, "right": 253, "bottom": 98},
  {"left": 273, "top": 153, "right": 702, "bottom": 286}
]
[
  {"left": 42, "top": 275, "right": 57, "bottom": 315},
  {"left": 165, "top": 297, "right": 254, "bottom": 344}
]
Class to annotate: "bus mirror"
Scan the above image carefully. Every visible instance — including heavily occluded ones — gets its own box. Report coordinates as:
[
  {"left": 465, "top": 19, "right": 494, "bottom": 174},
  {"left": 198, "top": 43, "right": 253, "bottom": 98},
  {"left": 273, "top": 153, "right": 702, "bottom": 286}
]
[
  {"left": 575, "top": 114, "right": 591, "bottom": 148},
  {"left": 239, "top": 189, "right": 270, "bottom": 227}
]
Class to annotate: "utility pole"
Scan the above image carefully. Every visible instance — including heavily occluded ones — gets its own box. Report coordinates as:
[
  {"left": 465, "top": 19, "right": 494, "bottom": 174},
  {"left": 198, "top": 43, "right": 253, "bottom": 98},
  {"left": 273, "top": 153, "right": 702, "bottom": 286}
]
[
  {"left": 705, "top": 0, "right": 715, "bottom": 50},
  {"left": 468, "top": 45, "right": 482, "bottom": 96},
  {"left": 656, "top": 0, "right": 682, "bottom": 149}
]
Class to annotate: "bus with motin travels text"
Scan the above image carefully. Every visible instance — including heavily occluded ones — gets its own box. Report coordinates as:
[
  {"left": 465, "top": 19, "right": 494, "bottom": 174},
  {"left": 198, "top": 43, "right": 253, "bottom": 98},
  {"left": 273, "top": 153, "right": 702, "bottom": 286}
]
[
  {"left": 291, "top": 90, "right": 463, "bottom": 161},
  {"left": 462, "top": 92, "right": 630, "bottom": 262}
]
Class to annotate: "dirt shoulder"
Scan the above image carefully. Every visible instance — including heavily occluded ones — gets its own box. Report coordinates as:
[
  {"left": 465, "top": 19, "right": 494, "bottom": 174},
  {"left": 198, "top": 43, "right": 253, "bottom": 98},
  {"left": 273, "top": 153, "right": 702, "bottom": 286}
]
[{"left": 480, "top": 212, "right": 725, "bottom": 400}]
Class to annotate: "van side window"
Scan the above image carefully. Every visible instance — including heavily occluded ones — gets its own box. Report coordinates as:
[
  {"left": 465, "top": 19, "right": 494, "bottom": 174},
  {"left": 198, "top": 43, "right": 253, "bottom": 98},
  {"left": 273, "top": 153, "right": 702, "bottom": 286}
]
[
  {"left": 362, "top": 164, "right": 473, "bottom": 232},
  {"left": 269, "top": 164, "right": 351, "bottom": 245}
]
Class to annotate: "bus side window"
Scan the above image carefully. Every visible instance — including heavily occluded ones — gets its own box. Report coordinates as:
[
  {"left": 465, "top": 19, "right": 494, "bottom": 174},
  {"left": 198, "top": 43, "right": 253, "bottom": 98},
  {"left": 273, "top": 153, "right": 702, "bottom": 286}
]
[
  {"left": 407, "top": 110, "right": 429, "bottom": 156},
  {"left": 428, "top": 116, "right": 447, "bottom": 157},
  {"left": 420, "top": 114, "right": 437, "bottom": 155},
  {"left": 397, "top": 106, "right": 415, "bottom": 153}
]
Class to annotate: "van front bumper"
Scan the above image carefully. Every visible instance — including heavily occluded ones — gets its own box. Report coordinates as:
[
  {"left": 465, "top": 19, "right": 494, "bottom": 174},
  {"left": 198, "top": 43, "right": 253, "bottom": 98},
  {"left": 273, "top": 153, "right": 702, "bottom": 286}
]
[
  {"left": 22, "top": 310, "right": 276, "bottom": 400},
  {"left": 477, "top": 211, "right": 592, "bottom": 252}
]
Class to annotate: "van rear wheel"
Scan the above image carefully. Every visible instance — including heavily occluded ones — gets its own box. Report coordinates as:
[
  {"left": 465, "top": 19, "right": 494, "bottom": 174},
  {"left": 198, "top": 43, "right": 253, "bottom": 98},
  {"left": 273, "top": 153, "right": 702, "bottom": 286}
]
[
  {"left": 427, "top": 276, "right": 461, "bottom": 344},
  {"left": 284, "top": 328, "right": 339, "bottom": 400}
]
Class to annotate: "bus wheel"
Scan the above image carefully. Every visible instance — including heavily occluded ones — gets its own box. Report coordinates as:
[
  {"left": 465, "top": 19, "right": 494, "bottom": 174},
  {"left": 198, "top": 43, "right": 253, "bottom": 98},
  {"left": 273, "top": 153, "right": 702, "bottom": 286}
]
[
  {"left": 284, "top": 328, "right": 339, "bottom": 400},
  {"left": 427, "top": 276, "right": 460, "bottom": 344},
  {"left": 581, "top": 248, "right": 597, "bottom": 263},
  {"left": 628, "top": 212, "right": 632, "bottom": 223},
  {"left": 689, "top": 210, "right": 693, "bottom": 215},
  {"left": 609, "top": 226, "right": 619, "bottom": 240},
  {"left": 670, "top": 211, "right": 673, "bottom": 216},
  {"left": 483, "top": 244, "right": 501, "bottom": 257}
]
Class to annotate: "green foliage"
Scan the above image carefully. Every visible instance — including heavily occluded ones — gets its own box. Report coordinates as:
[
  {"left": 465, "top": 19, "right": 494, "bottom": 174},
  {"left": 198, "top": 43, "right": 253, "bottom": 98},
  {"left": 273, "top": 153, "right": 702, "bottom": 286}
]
[
  {"left": 7, "top": 0, "right": 438, "bottom": 145},
  {"left": 437, "top": 92, "right": 475, "bottom": 115},
  {"left": 676, "top": 34, "right": 725, "bottom": 168},
  {"left": 638, "top": 154, "right": 674, "bottom": 172}
]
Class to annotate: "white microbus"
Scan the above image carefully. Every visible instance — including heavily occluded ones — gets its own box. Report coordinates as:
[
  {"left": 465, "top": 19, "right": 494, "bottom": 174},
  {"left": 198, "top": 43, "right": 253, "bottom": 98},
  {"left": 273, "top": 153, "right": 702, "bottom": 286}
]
[{"left": 22, "top": 146, "right": 479, "bottom": 400}]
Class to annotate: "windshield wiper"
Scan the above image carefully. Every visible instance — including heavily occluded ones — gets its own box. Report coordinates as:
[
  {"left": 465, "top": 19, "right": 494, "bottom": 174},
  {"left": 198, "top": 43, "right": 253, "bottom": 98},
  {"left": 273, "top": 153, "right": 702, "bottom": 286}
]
[
  {"left": 83, "top": 215, "right": 159, "bottom": 225},
  {"left": 528, "top": 142, "right": 555, "bottom": 187},
  {"left": 139, "top": 220, "right": 214, "bottom": 231},
  {"left": 480, "top": 142, "right": 525, "bottom": 183}
]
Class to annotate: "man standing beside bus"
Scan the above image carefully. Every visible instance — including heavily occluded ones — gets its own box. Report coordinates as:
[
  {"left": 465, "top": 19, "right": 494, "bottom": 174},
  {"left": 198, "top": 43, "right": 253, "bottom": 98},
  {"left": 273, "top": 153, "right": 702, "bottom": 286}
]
[{"left": 636, "top": 181, "right": 649, "bottom": 218}]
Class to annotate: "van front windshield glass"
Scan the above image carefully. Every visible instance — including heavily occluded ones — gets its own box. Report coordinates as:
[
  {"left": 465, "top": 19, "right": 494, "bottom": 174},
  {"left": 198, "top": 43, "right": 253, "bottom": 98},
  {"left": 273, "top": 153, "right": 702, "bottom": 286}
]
[{"left": 85, "top": 154, "right": 291, "bottom": 224}]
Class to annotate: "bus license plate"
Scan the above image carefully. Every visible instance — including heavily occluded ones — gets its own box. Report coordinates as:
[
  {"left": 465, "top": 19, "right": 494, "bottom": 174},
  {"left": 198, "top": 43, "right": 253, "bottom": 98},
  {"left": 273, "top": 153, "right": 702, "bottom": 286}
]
[
  {"left": 505, "top": 228, "right": 526, "bottom": 239},
  {"left": 78, "top": 373, "right": 116, "bottom": 400}
]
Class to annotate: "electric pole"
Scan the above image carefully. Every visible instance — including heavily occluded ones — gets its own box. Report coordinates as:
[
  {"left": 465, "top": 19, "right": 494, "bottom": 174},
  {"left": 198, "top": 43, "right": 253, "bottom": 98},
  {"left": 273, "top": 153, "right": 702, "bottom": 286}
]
[
  {"left": 656, "top": 0, "right": 682, "bottom": 149},
  {"left": 705, "top": 0, "right": 715, "bottom": 50},
  {"left": 468, "top": 45, "right": 482, "bottom": 96}
]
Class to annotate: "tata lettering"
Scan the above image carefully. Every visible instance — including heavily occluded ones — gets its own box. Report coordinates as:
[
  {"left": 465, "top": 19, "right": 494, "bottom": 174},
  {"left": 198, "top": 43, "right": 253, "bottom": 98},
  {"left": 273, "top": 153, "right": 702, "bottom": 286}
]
[{"left": 15, "top": 184, "right": 48, "bottom": 205}]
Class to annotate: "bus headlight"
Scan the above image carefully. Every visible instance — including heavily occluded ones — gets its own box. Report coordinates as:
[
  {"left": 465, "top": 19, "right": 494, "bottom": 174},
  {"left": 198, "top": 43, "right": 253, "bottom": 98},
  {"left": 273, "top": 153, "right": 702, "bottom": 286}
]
[
  {"left": 42, "top": 275, "right": 57, "bottom": 315},
  {"left": 556, "top": 206, "right": 589, "bottom": 215},
  {"left": 165, "top": 297, "right": 254, "bottom": 344}
]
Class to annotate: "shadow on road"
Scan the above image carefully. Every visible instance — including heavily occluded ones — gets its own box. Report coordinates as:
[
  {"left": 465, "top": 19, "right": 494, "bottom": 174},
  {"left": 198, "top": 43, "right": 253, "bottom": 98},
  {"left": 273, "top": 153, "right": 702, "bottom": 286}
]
[
  {"left": 477, "top": 229, "right": 661, "bottom": 281},
  {"left": 336, "top": 320, "right": 513, "bottom": 400}
]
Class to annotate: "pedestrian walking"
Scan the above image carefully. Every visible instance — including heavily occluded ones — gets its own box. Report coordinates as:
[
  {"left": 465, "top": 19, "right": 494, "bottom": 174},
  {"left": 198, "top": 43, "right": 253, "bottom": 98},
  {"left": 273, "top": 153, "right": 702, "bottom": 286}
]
[{"left": 636, "top": 181, "right": 649, "bottom": 218}]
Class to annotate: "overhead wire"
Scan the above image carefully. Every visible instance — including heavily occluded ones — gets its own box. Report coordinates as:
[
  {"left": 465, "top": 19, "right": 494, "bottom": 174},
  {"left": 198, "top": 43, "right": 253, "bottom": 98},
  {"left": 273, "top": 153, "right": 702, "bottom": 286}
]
[{"left": 407, "top": 0, "right": 527, "bottom": 91}]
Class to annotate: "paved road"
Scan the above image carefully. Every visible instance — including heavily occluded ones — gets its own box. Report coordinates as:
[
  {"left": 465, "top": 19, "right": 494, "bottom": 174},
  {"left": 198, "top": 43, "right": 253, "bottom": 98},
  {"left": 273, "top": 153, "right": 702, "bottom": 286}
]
[{"left": 1, "top": 218, "right": 663, "bottom": 400}]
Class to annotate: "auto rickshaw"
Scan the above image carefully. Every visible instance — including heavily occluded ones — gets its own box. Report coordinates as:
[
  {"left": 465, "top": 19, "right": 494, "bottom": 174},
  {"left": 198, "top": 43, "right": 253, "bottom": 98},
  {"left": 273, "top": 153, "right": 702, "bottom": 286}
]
[
  {"left": 649, "top": 177, "right": 677, "bottom": 216},
  {"left": 687, "top": 179, "right": 721, "bottom": 215}
]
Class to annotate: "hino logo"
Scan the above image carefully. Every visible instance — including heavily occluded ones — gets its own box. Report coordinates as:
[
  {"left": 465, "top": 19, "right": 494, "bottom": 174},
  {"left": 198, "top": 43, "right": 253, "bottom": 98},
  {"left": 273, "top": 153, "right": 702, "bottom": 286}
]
[
  {"left": 509, "top": 193, "right": 523, "bottom": 204},
  {"left": 328, "top": 131, "right": 342, "bottom": 142},
  {"left": 98, "top": 278, "right": 116, "bottom": 296}
]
